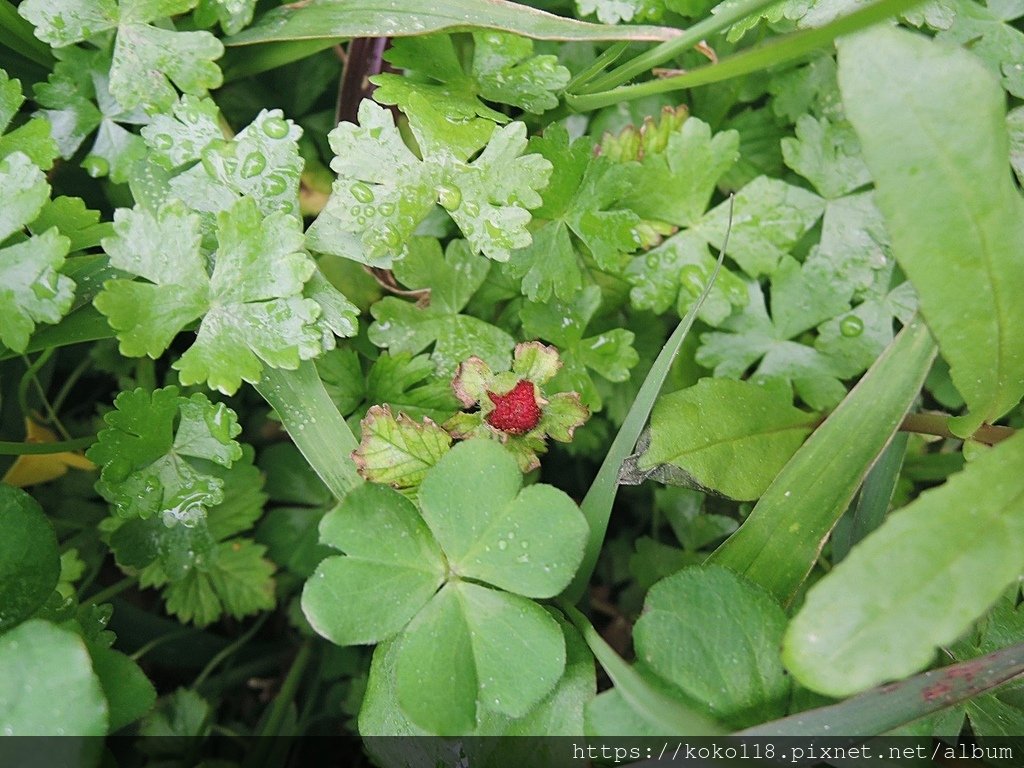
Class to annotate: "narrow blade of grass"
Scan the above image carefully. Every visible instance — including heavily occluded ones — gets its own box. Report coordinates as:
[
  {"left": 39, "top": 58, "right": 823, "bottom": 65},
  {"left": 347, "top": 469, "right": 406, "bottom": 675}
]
[{"left": 563, "top": 199, "right": 731, "bottom": 604}]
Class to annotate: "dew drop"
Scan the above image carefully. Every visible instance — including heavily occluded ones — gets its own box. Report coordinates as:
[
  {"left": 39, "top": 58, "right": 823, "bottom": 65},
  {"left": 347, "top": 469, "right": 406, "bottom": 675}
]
[
  {"left": 381, "top": 226, "right": 402, "bottom": 249},
  {"left": 436, "top": 183, "right": 462, "bottom": 211},
  {"left": 497, "top": 540, "right": 508, "bottom": 551},
  {"left": 152, "top": 133, "right": 173, "bottom": 151},
  {"left": 262, "top": 116, "right": 290, "bottom": 139},
  {"left": 462, "top": 200, "right": 480, "bottom": 217},
  {"left": 240, "top": 152, "right": 267, "bottom": 178},
  {"left": 351, "top": 182, "right": 375, "bottom": 203},
  {"left": 840, "top": 315, "right": 864, "bottom": 337}
]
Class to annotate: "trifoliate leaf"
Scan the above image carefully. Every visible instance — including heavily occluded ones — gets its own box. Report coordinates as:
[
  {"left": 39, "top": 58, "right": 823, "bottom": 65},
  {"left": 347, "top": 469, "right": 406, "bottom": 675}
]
[
  {"left": 87, "top": 386, "right": 242, "bottom": 524},
  {"left": 164, "top": 106, "right": 305, "bottom": 220},
  {"left": 394, "top": 581, "right": 565, "bottom": 733},
  {"left": 0, "top": 153, "right": 75, "bottom": 353},
  {"left": 306, "top": 98, "right": 551, "bottom": 266},
  {"left": 33, "top": 49, "right": 149, "bottom": 183},
  {"left": 353, "top": 405, "right": 453, "bottom": 492},
  {"left": 696, "top": 280, "right": 850, "bottom": 410},
  {"left": 781, "top": 114, "right": 871, "bottom": 199},
  {"left": 503, "top": 125, "right": 642, "bottom": 301},
  {"left": 937, "top": 0, "right": 1024, "bottom": 97},
  {"left": 20, "top": 0, "right": 224, "bottom": 113},
  {"left": 621, "top": 117, "right": 740, "bottom": 227},
  {"left": 626, "top": 229, "right": 748, "bottom": 326},
  {"left": 0, "top": 69, "right": 58, "bottom": 169},
  {"left": 373, "top": 31, "right": 570, "bottom": 121},
  {"left": 520, "top": 285, "right": 638, "bottom": 411},
  {"left": 368, "top": 238, "right": 515, "bottom": 375},
  {"left": 692, "top": 176, "right": 825, "bottom": 277},
  {"left": 96, "top": 197, "right": 322, "bottom": 394}
]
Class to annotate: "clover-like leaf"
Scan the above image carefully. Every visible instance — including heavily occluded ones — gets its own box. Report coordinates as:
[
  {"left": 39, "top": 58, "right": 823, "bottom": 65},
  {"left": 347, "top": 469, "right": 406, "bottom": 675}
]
[
  {"left": 419, "top": 440, "right": 588, "bottom": 598},
  {"left": 302, "top": 483, "right": 448, "bottom": 646},
  {"left": 20, "top": 0, "right": 224, "bottom": 113},
  {"left": 306, "top": 98, "right": 551, "bottom": 266},
  {"left": 394, "top": 580, "right": 565, "bottom": 734},
  {"left": 0, "top": 153, "right": 75, "bottom": 354},
  {"left": 96, "top": 196, "right": 322, "bottom": 394}
]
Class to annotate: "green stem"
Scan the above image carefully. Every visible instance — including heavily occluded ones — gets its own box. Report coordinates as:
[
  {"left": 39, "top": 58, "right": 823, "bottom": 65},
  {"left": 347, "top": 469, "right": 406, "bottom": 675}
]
[
  {"left": 192, "top": 613, "right": 270, "bottom": 690},
  {"left": 562, "top": 198, "right": 732, "bottom": 604},
  {"left": 130, "top": 627, "right": 200, "bottom": 662},
  {"left": 568, "top": 0, "right": 923, "bottom": 111},
  {"left": 0, "top": 436, "right": 94, "bottom": 455},
  {"left": 254, "top": 361, "right": 362, "bottom": 501},
  {"left": 566, "top": 41, "right": 630, "bottom": 92},
  {"left": 573, "top": 0, "right": 780, "bottom": 94},
  {"left": 900, "top": 412, "right": 1015, "bottom": 446},
  {"left": 85, "top": 576, "right": 135, "bottom": 606},
  {"left": 49, "top": 355, "right": 92, "bottom": 415},
  {"left": 258, "top": 640, "right": 314, "bottom": 738}
]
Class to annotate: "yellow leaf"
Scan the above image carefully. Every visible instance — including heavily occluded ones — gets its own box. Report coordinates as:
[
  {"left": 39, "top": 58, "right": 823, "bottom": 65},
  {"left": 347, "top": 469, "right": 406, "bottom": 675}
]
[{"left": 2, "top": 419, "right": 95, "bottom": 487}]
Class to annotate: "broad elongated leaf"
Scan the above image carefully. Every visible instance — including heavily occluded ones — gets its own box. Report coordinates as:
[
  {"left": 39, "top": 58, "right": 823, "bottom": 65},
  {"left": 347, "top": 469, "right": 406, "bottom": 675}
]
[
  {"left": 784, "top": 430, "right": 1024, "bottom": 697},
  {"left": 640, "top": 378, "right": 818, "bottom": 501},
  {"left": 225, "top": 0, "right": 682, "bottom": 46},
  {"left": 838, "top": 27, "right": 1024, "bottom": 436},
  {"left": 708, "top": 318, "right": 936, "bottom": 604}
]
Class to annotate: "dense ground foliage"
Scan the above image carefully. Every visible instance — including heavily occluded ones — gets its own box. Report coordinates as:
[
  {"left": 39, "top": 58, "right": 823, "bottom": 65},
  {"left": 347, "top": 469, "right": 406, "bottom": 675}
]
[{"left": 1, "top": 0, "right": 1024, "bottom": 763}]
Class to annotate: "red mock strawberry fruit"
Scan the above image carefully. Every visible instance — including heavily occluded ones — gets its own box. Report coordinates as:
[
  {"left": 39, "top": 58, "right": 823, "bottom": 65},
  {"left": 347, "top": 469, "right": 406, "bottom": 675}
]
[
  {"left": 445, "top": 342, "right": 590, "bottom": 472},
  {"left": 485, "top": 380, "right": 543, "bottom": 435}
]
